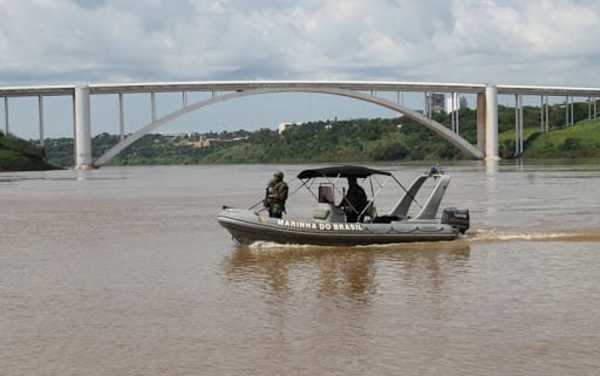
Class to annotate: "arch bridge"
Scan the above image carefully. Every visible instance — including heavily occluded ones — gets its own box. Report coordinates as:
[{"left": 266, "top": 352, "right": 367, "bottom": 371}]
[{"left": 1, "top": 81, "right": 599, "bottom": 168}]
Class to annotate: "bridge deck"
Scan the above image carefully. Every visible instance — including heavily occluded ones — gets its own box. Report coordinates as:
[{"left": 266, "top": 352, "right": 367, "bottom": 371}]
[
  {"left": 0, "top": 81, "right": 485, "bottom": 97},
  {"left": 1, "top": 81, "right": 599, "bottom": 97}
]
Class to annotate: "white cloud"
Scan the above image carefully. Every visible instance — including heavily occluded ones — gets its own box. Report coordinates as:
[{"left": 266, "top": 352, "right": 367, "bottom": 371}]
[{"left": 0, "top": 0, "right": 599, "bottom": 85}]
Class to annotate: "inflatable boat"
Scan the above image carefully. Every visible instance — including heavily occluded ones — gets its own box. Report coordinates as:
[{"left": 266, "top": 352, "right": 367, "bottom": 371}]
[{"left": 218, "top": 165, "right": 469, "bottom": 246}]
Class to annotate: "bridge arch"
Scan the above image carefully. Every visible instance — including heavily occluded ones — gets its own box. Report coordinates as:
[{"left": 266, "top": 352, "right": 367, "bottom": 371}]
[{"left": 94, "top": 87, "right": 483, "bottom": 166}]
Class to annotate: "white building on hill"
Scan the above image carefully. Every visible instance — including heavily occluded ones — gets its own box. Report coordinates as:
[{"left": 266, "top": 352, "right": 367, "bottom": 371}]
[{"left": 278, "top": 122, "right": 294, "bottom": 134}]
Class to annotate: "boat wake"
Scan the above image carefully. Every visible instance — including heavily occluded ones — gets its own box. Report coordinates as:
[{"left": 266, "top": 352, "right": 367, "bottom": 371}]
[
  {"left": 246, "top": 229, "right": 600, "bottom": 250},
  {"left": 249, "top": 241, "right": 317, "bottom": 249},
  {"left": 466, "top": 229, "right": 600, "bottom": 243}
]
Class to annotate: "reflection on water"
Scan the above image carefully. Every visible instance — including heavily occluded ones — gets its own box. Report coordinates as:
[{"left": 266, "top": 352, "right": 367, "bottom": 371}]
[{"left": 225, "top": 242, "right": 471, "bottom": 301}]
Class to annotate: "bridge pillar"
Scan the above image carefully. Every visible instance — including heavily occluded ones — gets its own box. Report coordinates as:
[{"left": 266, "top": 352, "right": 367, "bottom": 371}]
[
  {"left": 74, "top": 85, "right": 94, "bottom": 170},
  {"left": 476, "top": 92, "right": 486, "bottom": 154},
  {"left": 38, "top": 96, "right": 44, "bottom": 146},
  {"left": 3, "top": 96, "right": 8, "bottom": 135},
  {"left": 484, "top": 85, "right": 499, "bottom": 160}
]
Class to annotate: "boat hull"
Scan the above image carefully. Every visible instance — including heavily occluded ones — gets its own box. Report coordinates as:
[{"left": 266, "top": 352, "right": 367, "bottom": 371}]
[{"left": 218, "top": 209, "right": 460, "bottom": 246}]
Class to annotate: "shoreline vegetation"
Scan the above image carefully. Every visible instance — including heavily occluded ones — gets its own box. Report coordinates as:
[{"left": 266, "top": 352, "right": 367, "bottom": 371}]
[
  {"left": 2, "top": 103, "right": 600, "bottom": 171},
  {"left": 47, "top": 104, "right": 599, "bottom": 167},
  {"left": 0, "top": 131, "right": 58, "bottom": 172}
]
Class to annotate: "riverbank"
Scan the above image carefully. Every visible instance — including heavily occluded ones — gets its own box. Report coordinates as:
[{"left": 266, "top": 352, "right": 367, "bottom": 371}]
[{"left": 0, "top": 132, "right": 59, "bottom": 172}]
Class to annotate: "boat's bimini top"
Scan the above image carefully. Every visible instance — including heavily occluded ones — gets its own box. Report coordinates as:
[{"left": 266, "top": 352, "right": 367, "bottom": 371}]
[{"left": 297, "top": 165, "right": 392, "bottom": 179}]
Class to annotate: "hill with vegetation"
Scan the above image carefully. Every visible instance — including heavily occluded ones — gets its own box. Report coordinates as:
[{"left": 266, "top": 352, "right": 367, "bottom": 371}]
[
  {"left": 0, "top": 132, "right": 58, "bottom": 172},
  {"left": 521, "top": 119, "right": 600, "bottom": 158},
  {"left": 46, "top": 115, "right": 473, "bottom": 167},
  {"left": 43, "top": 101, "right": 599, "bottom": 167}
]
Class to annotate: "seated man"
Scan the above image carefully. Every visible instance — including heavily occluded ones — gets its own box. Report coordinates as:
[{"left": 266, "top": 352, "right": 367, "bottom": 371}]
[{"left": 340, "top": 176, "right": 368, "bottom": 223}]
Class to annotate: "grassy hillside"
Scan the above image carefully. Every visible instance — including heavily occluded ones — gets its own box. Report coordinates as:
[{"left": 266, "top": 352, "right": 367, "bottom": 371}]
[
  {"left": 496, "top": 118, "right": 600, "bottom": 159},
  {"left": 498, "top": 126, "right": 540, "bottom": 158},
  {"left": 523, "top": 119, "right": 600, "bottom": 158},
  {"left": 0, "top": 132, "right": 59, "bottom": 171}
]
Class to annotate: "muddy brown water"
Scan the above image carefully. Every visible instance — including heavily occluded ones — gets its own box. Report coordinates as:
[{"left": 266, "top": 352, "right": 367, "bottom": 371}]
[{"left": 1, "top": 161, "right": 600, "bottom": 375}]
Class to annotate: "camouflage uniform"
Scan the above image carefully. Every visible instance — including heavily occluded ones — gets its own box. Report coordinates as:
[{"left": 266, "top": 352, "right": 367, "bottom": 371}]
[{"left": 264, "top": 172, "right": 288, "bottom": 218}]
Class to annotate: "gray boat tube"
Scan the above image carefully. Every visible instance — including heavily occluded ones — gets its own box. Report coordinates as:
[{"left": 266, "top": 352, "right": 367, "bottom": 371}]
[{"left": 218, "top": 208, "right": 460, "bottom": 246}]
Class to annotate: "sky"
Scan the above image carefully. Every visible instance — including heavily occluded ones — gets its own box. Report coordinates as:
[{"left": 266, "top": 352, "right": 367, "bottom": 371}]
[{"left": 1, "top": 0, "right": 600, "bottom": 139}]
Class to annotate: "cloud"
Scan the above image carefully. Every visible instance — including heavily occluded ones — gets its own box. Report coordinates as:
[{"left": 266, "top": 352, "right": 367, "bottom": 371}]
[{"left": 0, "top": 0, "right": 599, "bottom": 85}]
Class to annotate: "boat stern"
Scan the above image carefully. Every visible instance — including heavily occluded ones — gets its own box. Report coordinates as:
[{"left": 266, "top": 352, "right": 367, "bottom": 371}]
[{"left": 441, "top": 207, "right": 470, "bottom": 234}]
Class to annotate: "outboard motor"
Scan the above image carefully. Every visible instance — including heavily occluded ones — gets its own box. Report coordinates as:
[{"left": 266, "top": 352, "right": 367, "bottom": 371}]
[{"left": 442, "top": 207, "right": 470, "bottom": 234}]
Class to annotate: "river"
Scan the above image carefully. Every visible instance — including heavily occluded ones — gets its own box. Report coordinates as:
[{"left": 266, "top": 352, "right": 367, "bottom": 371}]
[{"left": 1, "top": 161, "right": 600, "bottom": 375}]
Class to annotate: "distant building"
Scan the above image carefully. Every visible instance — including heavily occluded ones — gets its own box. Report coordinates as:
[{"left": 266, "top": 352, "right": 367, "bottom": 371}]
[
  {"left": 278, "top": 122, "right": 294, "bottom": 134},
  {"left": 446, "top": 96, "right": 457, "bottom": 113},
  {"left": 445, "top": 95, "right": 468, "bottom": 113},
  {"left": 431, "top": 94, "right": 445, "bottom": 113},
  {"left": 196, "top": 136, "right": 212, "bottom": 148}
]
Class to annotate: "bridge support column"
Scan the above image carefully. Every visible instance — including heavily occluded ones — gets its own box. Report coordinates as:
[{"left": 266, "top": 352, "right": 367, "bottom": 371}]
[
  {"left": 38, "top": 96, "right": 44, "bottom": 146},
  {"left": 452, "top": 92, "right": 460, "bottom": 133},
  {"left": 570, "top": 96, "right": 574, "bottom": 126},
  {"left": 545, "top": 96, "right": 549, "bottom": 132},
  {"left": 565, "top": 96, "right": 569, "bottom": 127},
  {"left": 74, "top": 85, "right": 94, "bottom": 170},
  {"left": 150, "top": 92, "right": 157, "bottom": 121},
  {"left": 484, "top": 85, "right": 499, "bottom": 160},
  {"left": 515, "top": 94, "right": 523, "bottom": 156},
  {"left": 118, "top": 93, "right": 125, "bottom": 141},
  {"left": 476, "top": 92, "right": 486, "bottom": 154},
  {"left": 540, "top": 96, "right": 545, "bottom": 132},
  {"left": 3, "top": 97, "right": 8, "bottom": 135}
]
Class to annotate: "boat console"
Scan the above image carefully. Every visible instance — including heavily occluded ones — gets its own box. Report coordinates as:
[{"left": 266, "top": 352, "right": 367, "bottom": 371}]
[
  {"left": 312, "top": 203, "right": 345, "bottom": 223},
  {"left": 312, "top": 184, "right": 345, "bottom": 223}
]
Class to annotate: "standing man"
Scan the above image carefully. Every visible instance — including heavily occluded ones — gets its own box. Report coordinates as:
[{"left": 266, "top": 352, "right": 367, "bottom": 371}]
[{"left": 264, "top": 171, "right": 288, "bottom": 218}]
